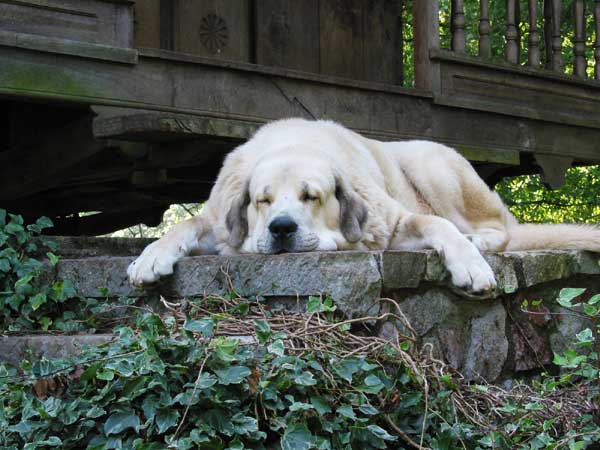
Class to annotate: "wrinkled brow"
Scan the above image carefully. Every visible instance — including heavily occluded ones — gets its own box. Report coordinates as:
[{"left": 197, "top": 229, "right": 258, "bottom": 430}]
[
  {"left": 301, "top": 181, "right": 310, "bottom": 196},
  {"left": 261, "top": 185, "right": 271, "bottom": 197}
]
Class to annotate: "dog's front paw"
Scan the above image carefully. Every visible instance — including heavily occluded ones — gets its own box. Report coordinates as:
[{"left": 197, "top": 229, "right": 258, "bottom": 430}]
[
  {"left": 444, "top": 244, "right": 496, "bottom": 293},
  {"left": 127, "top": 241, "right": 181, "bottom": 286}
]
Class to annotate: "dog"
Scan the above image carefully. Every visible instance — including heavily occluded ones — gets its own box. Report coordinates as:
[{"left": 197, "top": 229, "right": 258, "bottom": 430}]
[{"left": 128, "top": 118, "right": 600, "bottom": 292}]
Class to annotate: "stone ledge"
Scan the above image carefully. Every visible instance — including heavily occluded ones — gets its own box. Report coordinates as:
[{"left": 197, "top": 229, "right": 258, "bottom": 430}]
[{"left": 54, "top": 249, "right": 600, "bottom": 302}]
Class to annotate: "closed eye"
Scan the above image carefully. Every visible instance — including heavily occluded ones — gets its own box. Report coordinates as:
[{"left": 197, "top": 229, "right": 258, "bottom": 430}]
[{"left": 301, "top": 192, "right": 320, "bottom": 202}]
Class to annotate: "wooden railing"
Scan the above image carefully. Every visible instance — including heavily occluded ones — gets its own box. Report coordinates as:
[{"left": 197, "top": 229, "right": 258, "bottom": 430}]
[{"left": 417, "top": 0, "right": 600, "bottom": 80}]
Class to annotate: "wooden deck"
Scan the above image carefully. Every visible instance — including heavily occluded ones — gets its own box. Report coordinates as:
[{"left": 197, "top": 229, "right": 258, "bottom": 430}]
[{"left": 1, "top": 0, "right": 600, "bottom": 234}]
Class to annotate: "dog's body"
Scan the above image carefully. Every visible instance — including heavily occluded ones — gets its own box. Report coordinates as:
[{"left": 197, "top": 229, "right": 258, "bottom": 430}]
[{"left": 128, "top": 118, "right": 600, "bottom": 292}]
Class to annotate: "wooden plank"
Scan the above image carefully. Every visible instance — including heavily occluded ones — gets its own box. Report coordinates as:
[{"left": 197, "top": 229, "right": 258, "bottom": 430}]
[
  {"left": 0, "top": 0, "right": 133, "bottom": 47},
  {"left": 133, "top": 0, "right": 160, "bottom": 49},
  {"left": 319, "top": 0, "right": 364, "bottom": 80},
  {"left": 255, "top": 0, "right": 319, "bottom": 73},
  {"left": 0, "top": 30, "right": 138, "bottom": 63},
  {"left": 175, "top": 0, "right": 249, "bottom": 62},
  {"left": 432, "top": 50, "right": 600, "bottom": 130},
  {"left": 93, "top": 112, "right": 259, "bottom": 141},
  {"left": 362, "top": 0, "right": 402, "bottom": 84},
  {"left": 2, "top": 46, "right": 600, "bottom": 163}
]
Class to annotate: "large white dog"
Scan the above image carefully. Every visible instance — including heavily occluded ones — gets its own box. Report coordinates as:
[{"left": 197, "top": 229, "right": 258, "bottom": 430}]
[{"left": 128, "top": 118, "right": 600, "bottom": 292}]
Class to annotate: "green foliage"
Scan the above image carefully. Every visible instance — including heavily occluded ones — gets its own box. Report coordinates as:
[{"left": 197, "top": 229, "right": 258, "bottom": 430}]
[
  {"left": 0, "top": 210, "right": 76, "bottom": 331},
  {"left": 496, "top": 166, "right": 600, "bottom": 223}
]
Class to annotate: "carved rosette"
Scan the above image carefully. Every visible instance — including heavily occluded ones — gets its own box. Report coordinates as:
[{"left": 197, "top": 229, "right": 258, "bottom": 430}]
[{"left": 198, "top": 13, "right": 228, "bottom": 54}]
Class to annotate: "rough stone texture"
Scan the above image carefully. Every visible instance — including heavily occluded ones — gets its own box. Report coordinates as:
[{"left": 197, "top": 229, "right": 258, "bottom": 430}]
[
  {"left": 462, "top": 304, "right": 508, "bottom": 382},
  {"left": 4, "top": 245, "right": 600, "bottom": 382},
  {"left": 0, "top": 335, "right": 114, "bottom": 368},
  {"left": 49, "top": 236, "right": 156, "bottom": 258},
  {"left": 56, "top": 252, "right": 382, "bottom": 318},
  {"left": 548, "top": 305, "right": 594, "bottom": 356}
]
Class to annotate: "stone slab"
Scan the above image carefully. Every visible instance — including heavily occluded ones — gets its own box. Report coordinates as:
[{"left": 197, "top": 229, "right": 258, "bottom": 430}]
[
  {"left": 0, "top": 334, "right": 114, "bottom": 367},
  {"left": 56, "top": 252, "right": 383, "bottom": 318}
]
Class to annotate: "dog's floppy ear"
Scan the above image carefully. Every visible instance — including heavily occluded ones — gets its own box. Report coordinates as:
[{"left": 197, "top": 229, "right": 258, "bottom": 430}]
[
  {"left": 226, "top": 182, "right": 251, "bottom": 248},
  {"left": 335, "top": 175, "right": 368, "bottom": 243}
]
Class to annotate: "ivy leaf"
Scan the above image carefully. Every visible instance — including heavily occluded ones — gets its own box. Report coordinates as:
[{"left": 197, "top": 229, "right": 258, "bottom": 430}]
[
  {"left": 254, "top": 320, "right": 272, "bottom": 345},
  {"left": 310, "top": 396, "right": 332, "bottom": 415},
  {"left": 295, "top": 371, "right": 317, "bottom": 386},
  {"left": 155, "top": 409, "right": 180, "bottom": 434},
  {"left": 557, "top": 288, "right": 586, "bottom": 308},
  {"left": 214, "top": 366, "right": 251, "bottom": 385},
  {"left": 367, "top": 425, "right": 397, "bottom": 441},
  {"left": 281, "top": 423, "right": 314, "bottom": 450},
  {"left": 333, "top": 358, "right": 361, "bottom": 383},
  {"left": 267, "top": 339, "right": 285, "bottom": 357},
  {"left": 336, "top": 405, "right": 356, "bottom": 421},
  {"left": 183, "top": 318, "right": 215, "bottom": 337},
  {"left": 29, "top": 293, "right": 47, "bottom": 311},
  {"left": 104, "top": 409, "right": 141, "bottom": 435}
]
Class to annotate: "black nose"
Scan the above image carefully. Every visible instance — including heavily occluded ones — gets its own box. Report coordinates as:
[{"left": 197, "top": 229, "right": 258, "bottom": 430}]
[{"left": 269, "top": 216, "right": 298, "bottom": 239}]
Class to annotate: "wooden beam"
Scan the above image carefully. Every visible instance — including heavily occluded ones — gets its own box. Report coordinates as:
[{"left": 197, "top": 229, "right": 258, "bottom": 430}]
[{"left": 1, "top": 46, "right": 600, "bottom": 163}]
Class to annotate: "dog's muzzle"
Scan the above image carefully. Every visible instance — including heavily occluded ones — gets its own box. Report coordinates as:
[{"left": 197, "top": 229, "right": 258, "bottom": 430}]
[{"left": 268, "top": 215, "right": 298, "bottom": 253}]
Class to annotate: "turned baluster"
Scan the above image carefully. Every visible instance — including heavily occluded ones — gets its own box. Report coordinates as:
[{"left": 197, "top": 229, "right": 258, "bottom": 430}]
[
  {"left": 479, "top": 0, "right": 491, "bottom": 58},
  {"left": 551, "top": 0, "right": 563, "bottom": 72},
  {"left": 528, "top": 0, "right": 541, "bottom": 67},
  {"left": 573, "top": 0, "right": 587, "bottom": 77},
  {"left": 451, "top": 0, "right": 466, "bottom": 53},
  {"left": 595, "top": 0, "right": 600, "bottom": 80},
  {"left": 506, "top": 0, "right": 519, "bottom": 63}
]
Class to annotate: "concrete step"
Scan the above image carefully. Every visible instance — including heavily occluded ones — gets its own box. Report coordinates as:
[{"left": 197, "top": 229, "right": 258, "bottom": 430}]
[{"left": 3, "top": 247, "right": 600, "bottom": 382}]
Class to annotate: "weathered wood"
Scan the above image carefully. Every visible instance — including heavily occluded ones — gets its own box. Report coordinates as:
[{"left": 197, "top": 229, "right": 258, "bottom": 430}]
[
  {"left": 0, "top": 0, "right": 134, "bottom": 48},
  {"left": 432, "top": 49, "right": 600, "bottom": 131},
  {"left": 361, "top": 0, "right": 403, "bottom": 84},
  {"left": 3, "top": 46, "right": 600, "bottom": 164},
  {"left": 159, "top": 0, "right": 174, "bottom": 50},
  {"left": 451, "top": 0, "right": 466, "bottom": 53},
  {"left": 319, "top": 0, "right": 362, "bottom": 80},
  {"left": 479, "top": 0, "right": 491, "bottom": 58},
  {"left": 0, "top": 29, "right": 138, "bottom": 63},
  {"left": 413, "top": 0, "right": 440, "bottom": 91},
  {"left": 255, "top": 0, "right": 319, "bottom": 73},
  {"left": 527, "top": 0, "right": 541, "bottom": 67},
  {"left": 550, "top": 0, "right": 563, "bottom": 72},
  {"left": 93, "top": 112, "right": 259, "bottom": 141},
  {"left": 506, "top": 0, "right": 519, "bottom": 64},
  {"left": 595, "top": 0, "right": 600, "bottom": 80},
  {"left": 133, "top": 0, "right": 160, "bottom": 49},
  {"left": 535, "top": 154, "right": 574, "bottom": 188},
  {"left": 573, "top": 0, "right": 587, "bottom": 78}
]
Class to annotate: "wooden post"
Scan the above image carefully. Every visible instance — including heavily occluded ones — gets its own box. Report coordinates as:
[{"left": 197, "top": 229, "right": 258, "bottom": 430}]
[
  {"left": 595, "top": 0, "right": 600, "bottom": 80},
  {"left": 506, "top": 0, "right": 519, "bottom": 63},
  {"left": 573, "top": 0, "right": 587, "bottom": 77},
  {"left": 479, "top": 0, "right": 491, "bottom": 58},
  {"left": 159, "top": 0, "right": 175, "bottom": 51},
  {"left": 551, "top": 0, "right": 563, "bottom": 72},
  {"left": 451, "top": 0, "right": 466, "bottom": 53},
  {"left": 413, "top": 0, "right": 440, "bottom": 91},
  {"left": 528, "top": 0, "right": 541, "bottom": 67}
]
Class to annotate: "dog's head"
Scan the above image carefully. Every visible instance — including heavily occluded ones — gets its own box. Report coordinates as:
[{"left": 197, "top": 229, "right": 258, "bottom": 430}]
[{"left": 225, "top": 148, "right": 368, "bottom": 254}]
